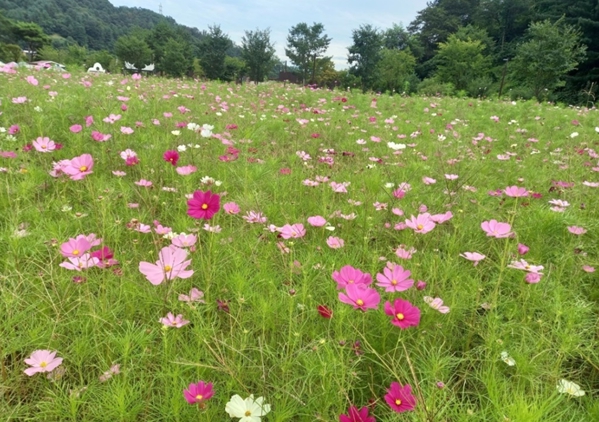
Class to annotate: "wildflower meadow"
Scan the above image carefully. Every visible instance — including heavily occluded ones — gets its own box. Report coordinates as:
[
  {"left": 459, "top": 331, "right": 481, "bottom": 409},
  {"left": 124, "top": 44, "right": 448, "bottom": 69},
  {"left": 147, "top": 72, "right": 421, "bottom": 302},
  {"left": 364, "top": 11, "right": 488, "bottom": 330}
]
[{"left": 1, "top": 68, "right": 598, "bottom": 421}]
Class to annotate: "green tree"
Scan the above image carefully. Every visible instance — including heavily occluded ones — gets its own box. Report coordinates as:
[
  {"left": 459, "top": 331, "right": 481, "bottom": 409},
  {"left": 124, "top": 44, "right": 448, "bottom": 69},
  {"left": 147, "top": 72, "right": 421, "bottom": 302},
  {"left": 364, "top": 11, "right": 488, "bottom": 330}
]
[
  {"left": 347, "top": 24, "right": 383, "bottom": 92},
  {"left": 12, "top": 21, "right": 50, "bottom": 60},
  {"left": 199, "top": 25, "right": 233, "bottom": 80},
  {"left": 285, "top": 22, "right": 331, "bottom": 84},
  {"left": 511, "top": 18, "right": 587, "bottom": 100},
  {"left": 434, "top": 33, "right": 491, "bottom": 92},
  {"left": 114, "top": 35, "right": 152, "bottom": 71},
  {"left": 160, "top": 38, "right": 191, "bottom": 78},
  {"left": 375, "top": 48, "right": 417, "bottom": 94},
  {"left": 222, "top": 56, "right": 246, "bottom": 82},
  {"left": 383, "top": 23, "right": 424, "bottom": 58},
  {"left": 241, "top": 28, "right": 276, "bottom": 83}
]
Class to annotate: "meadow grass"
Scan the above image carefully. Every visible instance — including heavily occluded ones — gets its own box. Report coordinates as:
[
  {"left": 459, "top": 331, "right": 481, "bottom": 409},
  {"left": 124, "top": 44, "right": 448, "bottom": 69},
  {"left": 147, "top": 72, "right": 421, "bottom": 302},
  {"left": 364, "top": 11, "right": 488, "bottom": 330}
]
[{"left": 0, "top": 70, "right": 598, "bottom": 421}]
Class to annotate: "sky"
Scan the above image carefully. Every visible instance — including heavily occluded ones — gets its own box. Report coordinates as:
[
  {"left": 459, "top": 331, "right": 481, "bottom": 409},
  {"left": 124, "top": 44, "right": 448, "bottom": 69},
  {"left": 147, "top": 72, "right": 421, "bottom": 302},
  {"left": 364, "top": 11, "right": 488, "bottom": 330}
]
[{"left": 108, "top": 0, "right": 430, "bottom": 69}]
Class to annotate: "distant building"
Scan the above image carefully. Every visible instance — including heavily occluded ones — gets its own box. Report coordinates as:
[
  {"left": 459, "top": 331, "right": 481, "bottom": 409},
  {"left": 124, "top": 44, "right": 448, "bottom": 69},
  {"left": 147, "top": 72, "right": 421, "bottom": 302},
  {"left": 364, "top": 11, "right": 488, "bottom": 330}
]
[
  {"left": 124, "top": 61, "right": 155, "bottom": 74},
  {"left": 276, "top": 71, "right": 300, "bottom": 84},
  {"left": 88, "top": 62, "right": 106, "bottom": 73}
]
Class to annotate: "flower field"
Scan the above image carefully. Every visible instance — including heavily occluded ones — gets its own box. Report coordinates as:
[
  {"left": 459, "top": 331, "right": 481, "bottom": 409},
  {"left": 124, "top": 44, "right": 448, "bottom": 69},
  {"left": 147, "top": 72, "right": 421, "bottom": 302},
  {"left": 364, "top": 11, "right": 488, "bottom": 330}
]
[{"left": 1, "top": 68, "right": 598, "bottom": 421}]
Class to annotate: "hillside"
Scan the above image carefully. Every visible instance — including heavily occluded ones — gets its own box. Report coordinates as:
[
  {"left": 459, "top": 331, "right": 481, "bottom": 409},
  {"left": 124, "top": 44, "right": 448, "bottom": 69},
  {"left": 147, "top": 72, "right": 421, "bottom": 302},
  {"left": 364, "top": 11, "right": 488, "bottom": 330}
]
[{"left": 0, "top": 0, "right": 204, "bottom": 51}]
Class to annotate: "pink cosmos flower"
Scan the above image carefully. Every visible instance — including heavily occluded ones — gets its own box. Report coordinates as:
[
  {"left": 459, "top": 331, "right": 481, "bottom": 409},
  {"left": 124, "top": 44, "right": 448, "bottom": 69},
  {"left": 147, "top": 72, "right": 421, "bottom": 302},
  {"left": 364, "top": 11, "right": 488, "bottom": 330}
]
[
  {"left": 223, "top": 202, "right": 240, "bottom": 214},
  {"left": 70, "top": 124, "right": 82, "bottom": 133},
  {"left": 33, "top": 137, "right": 56, "bottom": 152},
  {"left": 136, "top": 224, "right": 151, "bottom": 233},
  {"left": 183, "top": 381, "right": 214, "bottom": 404},
  {"left": 24, "top": 350, "right": 63, "bottom": 376},
  {"left": 460, "top": 252, "right": 486, "bottom": 266},
  {"left": 63, "top": 154, "right": 94, "bottom": 180},
  {"left": 422, "top": 176, "right": 436, "bottom": 185},
  {"left": 507, "top": 259, "right": 544, "bottom": 274},
  {"left": 91, "top": 131, "right": 111, "bottom": 142},
  {"left": 176, "top": 165, "right": 197, "bottom": 175},
  {"left": 384, "top": 299, "right": 421, "bottom": 329},
  {"left": 154, "top": 224, "right": 172, "bottom": 235},
  {"left": 243, "top": 211, "right": 267, "bottom": 223},
  {"left": 525, "top": 273, "right": 542, "bottom": 283},
  {"left": 187, "top": 190, "right": 221, "bottom": 220},
  {"left": 160, "top": 312, "right": 190, "bottom": 328},
  {"left": 518, "top": 243, "right": 529, "bottom": 255},
  {"left": 12, "top": 96, "right": 27, "bottom": 104},
  {"left": 430, "top": 211, "right": 453, "bottom": 224},
  {"left": 60, "top": 237, "right": 92, "bottom": 258},
  {"left": 332, "top": 265, "right": 372, "bottom": 289},
  {"left": 139, "top": 245, "right": 194, "bottom": 285},
  {"left": 339, "top": 406, "right": 375, "bottom": 422},
  {"left": 330, "top": 181, "right": 349, "bottom": 193},
  {"left": 121, "top": 126, "right": 134, "bottom": 135},
  {"left": 392, "top": 188, "right": 406, "bottom": 199},
  {"left": 120, "top": 149, "right": 137, "bottom": 161},
  {"left": 376, "top": 265, "right": 414, "bottom": 292},
  {"left": 90, "top": 246, "right": 118, "bottom": 268},
  {"left": 59, "top": 254, "right": 100, "bottom": 271},
  {"left": 179, "top": 288, "right": 205, "bottom": 303},
  {"left": 8, "top": 125, "right": 19, "bottom": 135},
  {"left": 339, "top": 283, "right": 380, "bottom": 311},
  {"left": 395, "top": 245, "right": 416, "bottom": 260},
  {"left": 385, "top": 382, "right": 416, "bottom": 413},
  {"left": 85, "top": 116, "right": 94, "bottom": 127},
  {"left": 445, "top": 174, "right": 459, "bottom": 180},
  {"left": 135, "top": 179, "right": 153, "bottom": 187},
  {"left": 307, "top": 215, "right": 327, "bottom": 227},
  {"left": 504, "top": 186, "right": 529, "bottom": 197},
  {"left": 103, "top": 114, "right": 121, "bottom": 124},
  {"left": 172, "top": 233, "right": 197, "bottom": 248},
  {"left": 26, "top": 75, "right": 38, "bottom": 86},
  {"left": 582, "top": 265, "right": 595, "bottom": 273},
  {"left": 567, "top": 226, "right": 587, "bottom": 235},
  {"left": 112, "top": 170, "right": 126, "bottom": 177},
  {"left": 481, "top": 220, "right": 513, "bottom": 238},
  {"left": 326, "top": 236, "right": 345, "bottom": 249},
  {"left": 278, "top": 224, "right": 306, "bottom": 239},
  {"left": 405, "top": 213, "right": 436, "bottom": 234},
  {"left": 423, "top": 296, "right": 450, "bottom": 313},
  {"left": 163, "top": 150, "right": 179, "bottom": 166}
]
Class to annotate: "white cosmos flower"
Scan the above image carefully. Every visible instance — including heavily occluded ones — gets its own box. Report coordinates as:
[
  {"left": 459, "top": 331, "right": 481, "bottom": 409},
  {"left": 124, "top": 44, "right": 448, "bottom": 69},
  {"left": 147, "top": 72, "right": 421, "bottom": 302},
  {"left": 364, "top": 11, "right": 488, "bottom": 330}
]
[
  {"left": 557, "top": 379, "right": 585, "bottom": 397},
  {"left": 500, "top": 351, "right": 516, "bottom": 366},
  {"left": 177, "top": 145, "right": 187, "bottom": 152},
  {"left": 171, "top": 130, "right": 181, "bottom": 136},
  {"left": 387, "top": 142, "right": 406, "bottom": 150},
  {"left": 225, "top": 394, "right": 271, "bottom": 421},
  {"left": 187, "top": 122, "right": 200, "bottom": 132}
]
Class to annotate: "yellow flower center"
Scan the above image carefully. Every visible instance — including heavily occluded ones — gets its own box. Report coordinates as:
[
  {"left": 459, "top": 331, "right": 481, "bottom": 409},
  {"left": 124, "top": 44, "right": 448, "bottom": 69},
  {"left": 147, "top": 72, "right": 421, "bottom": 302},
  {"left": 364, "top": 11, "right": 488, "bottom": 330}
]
[
  {"left": 72, "top": 249, "right": 80, "bottom": 255},
  {"left": 195, "top": 394, "right": 203, "bottom": 400},
  {"left": 79, "top": 166, "right": 87, "bottom": 172},
  {"left": 245, "top": 411, "right": 252, "bottom": 416},
  {"left": 40, "top": 361, "right": 48, "bottom": 368},
  {"left": 356, "top": 299, "right": 364, "bottom": 306},
  {"left": 41, "top": 145, "right": 47, "bottom": 149},
  {"left": 417, "top": 224, "right": 423, "bottom": 230},
  {"left": 396, "top": 313, "right": 405, "bottom": 320},
  {"left": 395, "top": 399, "right": 402, "bottom": 405},
  {"left": 348, "top": 279, "right": 354, "bottom": 284},
  {"left": 201, "top": 204, "right": 208, "bottom": 210},
  {"left": 164, "top": 265, "right": 172, "bottom": 272},
  {"left": 391, "top": 279, "right": 397, "bottom": 285},
  {"left": 525, "top": 265, "right": 530, "bottom": 270}
]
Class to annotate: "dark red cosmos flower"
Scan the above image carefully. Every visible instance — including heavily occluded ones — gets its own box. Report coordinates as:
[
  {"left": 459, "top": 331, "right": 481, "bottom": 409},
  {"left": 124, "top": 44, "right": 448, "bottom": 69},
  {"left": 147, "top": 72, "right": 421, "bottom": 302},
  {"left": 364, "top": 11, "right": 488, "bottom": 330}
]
[
  {"left": 163, "top": 150, "right": 179, "bottom": 166},
  {"left": 317, "top": 305, "right": 333, "bottom": 319},
  {"left": 187, "top": 190, "right": 220, "bottom": 220}
]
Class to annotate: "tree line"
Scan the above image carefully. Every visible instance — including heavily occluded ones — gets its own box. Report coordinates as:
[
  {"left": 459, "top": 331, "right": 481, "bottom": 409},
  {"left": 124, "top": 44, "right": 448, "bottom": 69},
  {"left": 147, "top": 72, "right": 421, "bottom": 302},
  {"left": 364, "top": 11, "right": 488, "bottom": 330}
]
[{"left": 1, "top": 0, "right": 598, "bottom": 104}]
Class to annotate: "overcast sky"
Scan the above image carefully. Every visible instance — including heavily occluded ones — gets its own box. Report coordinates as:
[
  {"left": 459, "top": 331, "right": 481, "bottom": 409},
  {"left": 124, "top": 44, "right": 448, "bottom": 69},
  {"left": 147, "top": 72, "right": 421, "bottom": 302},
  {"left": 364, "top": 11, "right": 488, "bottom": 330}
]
[{"left": 108, "top": 0, "right": 430, "bottom": 69}]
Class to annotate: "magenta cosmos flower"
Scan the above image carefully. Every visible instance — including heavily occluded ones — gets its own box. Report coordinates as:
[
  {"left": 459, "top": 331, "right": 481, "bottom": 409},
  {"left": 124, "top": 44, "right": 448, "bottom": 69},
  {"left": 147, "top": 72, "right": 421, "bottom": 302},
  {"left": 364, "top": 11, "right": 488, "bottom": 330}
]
[
  {"left": 481, "top": 219, "right": 513, "bottom": 238},
  {"left": 332, "top": 265, "right": 372, "bottom": 289},
  {"left": 384, "top": 299, "right": 421, "bottom": 329},
  {"left": 139, "top": 245, "right": 194, "bottom": 285},
  {"left": 187, "top": 190, "right": 220, "bottom": 220},
  {"left": 376, "top": 264, "right": 414, "bottom": 292},
  {"left": 339, "top": 283, "right": 380, "bottom": 311},
  {"left": 163, "top": 150, "right": 179, "bottom": 166},
  {"left": 24, "top": 350, "right": 63, "bottom": 376},
  {"left": 183, "top": 381, "right": 214, "bottom": 405},
  {"left": 63, "top": 153, "right": 94, "bottom": 180},
  {"left": 384, "top": 382, "right": 416, "bottom": 413},
  {"left": 339, "top": 406, "right": 375, "bottom": 422}
]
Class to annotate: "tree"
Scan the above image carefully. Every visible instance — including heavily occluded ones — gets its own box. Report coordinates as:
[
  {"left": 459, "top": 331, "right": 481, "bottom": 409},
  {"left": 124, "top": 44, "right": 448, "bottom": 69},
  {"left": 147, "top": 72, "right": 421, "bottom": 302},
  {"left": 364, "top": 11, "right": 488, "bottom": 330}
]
[
  {"left": 434, "top": 34, "right": 491, "bottom": 92},
  {"left": 12, "top": 22, "right": 50, "bottom": 61},
  {"left": 383, "top": 23, "right": 424, "bottom": 58},
  {"left": 161, "top": 38, "right": 190, "bottom": 78},
  {"left": 511, "top": 18, "right": 587, "bottom": 100},
  {"left": 285, "top": 22, "right": 331, "bottom": 84},
  {"left": 375, "top": 48, "right": 417, "bottom": 94},
  {"left": 241, "top": 28, "right": 276, "bottom": 83},
  {"left": 347, "top": 24, "right": 383, "bottom": 92},
  {"left": 114, "top": 35, "right": 152, "bottom": 71},
  {"left": 199, "top": 25, "right": 233, "bottom": 80}
]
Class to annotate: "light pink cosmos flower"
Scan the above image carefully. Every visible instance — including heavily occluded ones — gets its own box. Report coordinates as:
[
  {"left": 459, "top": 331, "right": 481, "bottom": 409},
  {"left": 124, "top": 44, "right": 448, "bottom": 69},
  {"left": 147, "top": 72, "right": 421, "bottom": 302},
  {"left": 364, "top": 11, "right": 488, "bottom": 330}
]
[
  {"left": 332, "top": 265, "right": 372, "bottom": 289},
  {"left": 139, "top": 245, "right": 194, "bottom": 285},
  {"left": 120, "top": 149, "right": 137, "bottom": 160},
  {"left": 70, "top": 124, "right": 83, "bottom": 133},
  {"left": 60, "top": 237, "right": 92, "bottom": 258},
  {"left": 481, "top": 220, "right": 513, "bottom": 238},
  {"left": 136, "top": 224, "right": 151, "bottom": 233},
  {"left": 525, "top": 273, "right": 542, "bottom": 283},
  {"left": 59, "top": 254, "right": 100, "bottom": 271},
  {"left": 33, "top": 137, "right": 56, "bottom": 152},
  {"left": 507, "top": 259, "right": 544, "bottom": 274},
  {"left": 160, "top": 312, "right": 190, "bottom": 328},
  {"left": 91, "top": 131, "right": 111, "bottom": 142},
  {"left": 396, "top": 245, "right": 416, "bottom": 260},
  {"left": 567, "top": 226, "right": 587, "bottom": 235},
  {"left": 103, "top": 114, "right": 121, "bottom": 124},
  {"left": 405, "top": 213, "right": 436, "bottom": 234},
  {"left": 154, "top": 224, "right": 172, "bottom": 235},
  {"left": 49, "top": 159, "right": 71, "bottom": 177},
  {"left": 307, "top": 215, "right": 327, "bottom": 227},
  {"left": 78, "top": 233, "right": 102, "bottom": 247},
  {"left": 278, "top": 224, "right": 306, "bottom": 239},
  {"left": 445, "top": 174, "right": 459, "bottom": 180},
  {"left": 330, "top": 181, "right": 349, "bottom": 193},
  {"left": 179, "top": 287, "right": 205, "bottom": 303},
  {"left": 504, "top": 186, "right": 529, "bottom": 197},
  {"left": 243, "top": 211, "right": 267, "bottom": 223},
  {"left": 223, "top": 202, "right": 240, "bottom": 214},
  {"left": 339, "top": 283, "right": 380, "bottom": 311},
  {"left": 26, "top": 75, "right": 38, "bottom": 86},
  {"left": 121, "top": 126, "right": 134, "bottom": 135},
  {"left": 135, "top": 179, "right": 153, "bottom": 187},
  {"left": 422, "top": 177, "right": 436, "bottom": 185},
  {"left": 63, "top": 154, "right": 94, "bottom": 180},
  {"left": 24, "top": 350, "right": 63, "bottom": 376},
  {"left": 112, "top": 170, "right": 126, "bottom": 177},
  {"left": 460, "top": 252, "right": 486, "bottom": 266},
  {"left": 12, "top": 96, "right": 27, "bottom": 104},
  {"left": 171, "top": 233, "right": 197, "bottom": 248},
  {"left": 423, "top": 296, "right": 450, "bottom": 313},
  {"left": 582, "top": 265, "right": 595, "bottom": 273},
  {"left": 376, "top": 264, "right": 414, "bottom": 292},
  {"left": 176, "top": 165, "right": 197, "bottom": 175},
  {"left": 326, "top": 236, "right": 344, "bottom": 249},
  {"left": 430, "top": 211, "right": 453, "bottom": 224}
]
